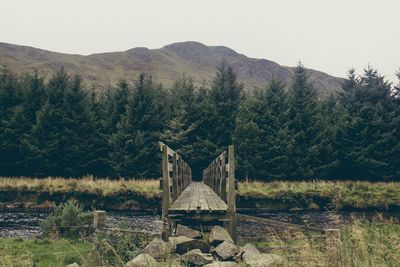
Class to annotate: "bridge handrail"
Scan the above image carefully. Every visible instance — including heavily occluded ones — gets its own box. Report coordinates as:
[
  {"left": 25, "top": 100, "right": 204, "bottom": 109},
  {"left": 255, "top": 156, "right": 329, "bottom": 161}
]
[
  {"left": 159, "top": 142, "right": 192, "bottom": 209},
  {"left": 202, "top": 144, "right": 237, "bottom": 242}
]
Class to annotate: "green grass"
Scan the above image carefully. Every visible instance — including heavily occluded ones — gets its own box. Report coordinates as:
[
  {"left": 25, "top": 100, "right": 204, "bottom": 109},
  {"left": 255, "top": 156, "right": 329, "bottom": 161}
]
[
  {"left": 242, "top": 217, "right": 400, "bottom": 266},
  {"left": 0, "top": 238, "right": 95, "bottom": 267}
]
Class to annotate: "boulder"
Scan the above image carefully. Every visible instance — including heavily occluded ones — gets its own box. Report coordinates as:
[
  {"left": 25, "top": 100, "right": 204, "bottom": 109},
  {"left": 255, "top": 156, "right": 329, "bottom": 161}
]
[
  {"left": 211, "top": 241, "right": 240, "bottom": 261},
  {"left": 176, "top": 224, "right": 202, "bottom": 239},
  {"left": 66, "top": 263, "right": 80, "bottom": 267},
  {"left": 169, "top": 236, "right": 210, "bottom": 254},
  {"left": 124, "top": 253, "right": 159, "bottom": 267},
  {"left": 241, "top": 243, "right": 260, "bottom": 254},
  {"left": 242, "top": 247, "right": 284, "bottom": 267},
  {"left": 204, "top": 262, "right": 237, "bottom": 267},
  {"left": 180, "top": 249, "right": 213, "bottom": 266},
  {"left": 209, "top": 226, "right": 233, "bottom": 246},
  {"left": 142, "top": 238, "right": 172, "bottom": 259}
]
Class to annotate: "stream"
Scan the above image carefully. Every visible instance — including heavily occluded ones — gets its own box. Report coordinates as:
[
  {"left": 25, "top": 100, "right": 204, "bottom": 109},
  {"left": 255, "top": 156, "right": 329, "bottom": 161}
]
[{"left": 1, "top": 209, "right": 399, "bottom": 239}]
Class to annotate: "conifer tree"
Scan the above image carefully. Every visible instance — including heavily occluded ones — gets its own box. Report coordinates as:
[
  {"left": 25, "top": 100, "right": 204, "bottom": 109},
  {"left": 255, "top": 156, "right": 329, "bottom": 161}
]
[
  {"left": 234, "top": 80, "right": 291, "bottom": 179},
  {"left": 162, "top": 75, "right": 200, "bottom": 164},
  {"left": 0, "top": 67, "right": 25, "bottom": 176},
  {"left": 208, "top": 62, "right": 243, "bottom": 148},
  {"left": 336, "top": 67, "right": 399, "bottom": 180},
  {"left": 109, "top": 74, "right": 164, "bottom": 178},
  {"left": 27, "top": 69, "right": 70, "bottom": 176},
  {"left": 286, "top": 63, "right": 321, "bottom": 179}
]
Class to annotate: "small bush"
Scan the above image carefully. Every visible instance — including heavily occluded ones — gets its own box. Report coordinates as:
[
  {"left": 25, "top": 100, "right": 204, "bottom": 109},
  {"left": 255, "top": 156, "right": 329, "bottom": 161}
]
[
  {"left": 41, "top": 200, "right": 94, "bottom": 239},
  {"left": 95, "top": 231, "right": 153, "bottom": 266}
]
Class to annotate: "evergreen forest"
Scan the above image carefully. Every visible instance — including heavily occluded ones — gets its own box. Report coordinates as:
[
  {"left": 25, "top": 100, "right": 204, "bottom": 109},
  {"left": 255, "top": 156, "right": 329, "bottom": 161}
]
[{"left": 1, "top": 63, "right": 399, "bottom": 181}]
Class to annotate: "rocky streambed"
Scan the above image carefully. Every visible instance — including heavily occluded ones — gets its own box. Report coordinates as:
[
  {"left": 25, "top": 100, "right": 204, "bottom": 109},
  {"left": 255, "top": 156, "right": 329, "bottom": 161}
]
[{"left": 1, "top": 209, "right": 399, "bottom": 239}]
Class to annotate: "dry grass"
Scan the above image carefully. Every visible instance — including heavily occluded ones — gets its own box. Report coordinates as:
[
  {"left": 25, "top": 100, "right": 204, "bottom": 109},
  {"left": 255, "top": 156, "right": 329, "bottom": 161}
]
[
  {"left": 247, "top": 216, "right": 400, "bottom": 266},
  {"left": 0, "top": 176, "right": 160, "bottom": 198},
  {"left": 239, "top": 180, "right": 400, "bottom": 210},
  {"left": 1, "top": 177, "right": 400, "bottom": 210}
]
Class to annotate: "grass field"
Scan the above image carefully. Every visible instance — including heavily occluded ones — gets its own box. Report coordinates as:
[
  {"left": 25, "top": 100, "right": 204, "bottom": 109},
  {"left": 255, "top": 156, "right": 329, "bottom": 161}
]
[
  {"left": 1, "top": 218, "right": 399, "bottom": 266},
  {"left": 0, "top": 238, "right": 95, "bottom": 267},
  {"left": 1, "top": 177, "right": 400, "bottom": 211},
  {"left": 247, "top": 217, "right": 400, "bottom": 266}
]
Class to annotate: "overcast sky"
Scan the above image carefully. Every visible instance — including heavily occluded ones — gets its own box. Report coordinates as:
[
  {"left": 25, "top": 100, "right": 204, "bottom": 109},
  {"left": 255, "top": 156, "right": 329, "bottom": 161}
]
[{"left": 1, "top": 0, "right": 399, "bottom": 82}]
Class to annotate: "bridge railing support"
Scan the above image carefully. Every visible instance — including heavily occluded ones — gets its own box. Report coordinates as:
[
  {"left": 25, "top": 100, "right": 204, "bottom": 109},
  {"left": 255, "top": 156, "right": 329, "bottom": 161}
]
[
  {"left": 202, "top": 144, "right": 237, "bottom": 243},
  {"left": 160, "top": 142, "right": 192, "bottom": 240}
]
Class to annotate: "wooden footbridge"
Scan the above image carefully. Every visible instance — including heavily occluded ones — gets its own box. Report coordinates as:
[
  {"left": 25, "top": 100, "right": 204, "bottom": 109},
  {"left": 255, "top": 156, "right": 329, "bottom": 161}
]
[{"left": 159, "top": 142, "right": 237, "bottom": 242}]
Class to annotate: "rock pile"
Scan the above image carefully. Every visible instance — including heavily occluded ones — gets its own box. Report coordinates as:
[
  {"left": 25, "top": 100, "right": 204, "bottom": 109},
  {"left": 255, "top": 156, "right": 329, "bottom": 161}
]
[{"left": 123, "top": 225, "right": 284, "bottom": 267}]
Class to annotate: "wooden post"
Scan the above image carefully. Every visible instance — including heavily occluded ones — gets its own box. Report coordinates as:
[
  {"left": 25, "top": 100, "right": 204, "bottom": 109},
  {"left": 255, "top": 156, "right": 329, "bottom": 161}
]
[
  {"left": 221, "top": 151, "right": 227, "bottom": 202},
  {"left": 161, "top": 144, "right": 171, "bottom": 241},
  {"left": 227, "top": 145, "right": 237, "bottom": 243},
  {"left": 94, "top": 210, "right": 106, "bottom": 230},
  {"left": 325, "top": 228, "right": 341, "bottom": 266},
  {"left": 172, "top": 153, "right": 178, "bottom": 202}
]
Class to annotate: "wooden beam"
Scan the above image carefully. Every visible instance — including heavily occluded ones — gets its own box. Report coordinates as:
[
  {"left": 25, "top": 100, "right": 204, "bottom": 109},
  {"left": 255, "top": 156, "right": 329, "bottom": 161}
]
[
  {"left": 161, "top": 144, "right": 171, "bottom": 240},
  {"left": 227, "top": 145, "right": 237, "bottom": 243},
  {"left": 172, "top": 152, "right": 178, "bottom": 202}
]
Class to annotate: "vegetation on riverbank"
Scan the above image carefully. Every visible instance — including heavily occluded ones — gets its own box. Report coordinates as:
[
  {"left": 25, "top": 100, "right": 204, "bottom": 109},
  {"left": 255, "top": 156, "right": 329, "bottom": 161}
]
[
  {"left": 1, "top": 177, "right": 400, "bottom": 212},
  {"left": 1, "top": 216, "right": 399, "bottom": 266},
  {"left": 248, "top": 217, "right": 400, "bottom": 266},
  {"left": 0, "top": 238, "right": 95, "bottom": 267},
  {"left": 238, "top": 180, "right": 400, "bottom": 211}
]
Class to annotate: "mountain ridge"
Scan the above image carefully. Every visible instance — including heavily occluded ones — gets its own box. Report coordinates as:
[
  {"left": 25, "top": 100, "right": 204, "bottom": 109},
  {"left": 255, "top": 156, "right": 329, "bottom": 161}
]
[{"left": 0, "top": 41, "right": 343, "bottom": 95}]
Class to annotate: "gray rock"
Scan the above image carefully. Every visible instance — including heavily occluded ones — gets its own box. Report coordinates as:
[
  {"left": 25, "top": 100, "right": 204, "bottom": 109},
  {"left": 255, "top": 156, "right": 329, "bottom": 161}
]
[
  {"left": 204, "top": 261, "right": 237, "bottom": 267},
  {"left": 180, "top": 249, "right": 213, "bottom": 266},
  {"left": 176, "top": 224, "right": 202, "bottom": 239},
  {"left": 242, "top": 249, "right": 284, "bottom": 267},
  {"left": 242, "top": 243, "right": 260, "bottom": 254},
  {"left": 169, "top": 236, "right": 210, "bottom": 254},
  {"left": 211, "top": 241, "right": 240, "bottom": 261},
  {"left": 124, "top": 253, "right": 159, "bottom": 267},
  {"left": 66, "top": 263, "right": 80, "bottom": 267},
  {"left": 142, "top": 238, "right": 172, "bottom": 259},
  {"left": 209, "top": 226, "right": 233, "bottom": 246}
]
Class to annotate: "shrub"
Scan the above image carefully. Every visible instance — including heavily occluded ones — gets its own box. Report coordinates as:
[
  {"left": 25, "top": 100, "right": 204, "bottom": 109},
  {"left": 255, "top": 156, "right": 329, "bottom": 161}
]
[{"left": 41, "top": 200, "right": 93, "bottom": 238}]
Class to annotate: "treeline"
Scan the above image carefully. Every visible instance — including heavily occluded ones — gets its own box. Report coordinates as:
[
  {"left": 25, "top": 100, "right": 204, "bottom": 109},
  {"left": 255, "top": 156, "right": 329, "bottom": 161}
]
[{"left": 0, "top": 63, "right": 399, "bottom": 180}]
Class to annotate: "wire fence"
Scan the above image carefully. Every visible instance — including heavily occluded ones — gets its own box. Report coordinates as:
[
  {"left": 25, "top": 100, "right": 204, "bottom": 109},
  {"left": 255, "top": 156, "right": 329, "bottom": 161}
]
[{"left": 1, "top": 211, "right": 343, "bottom": 267}]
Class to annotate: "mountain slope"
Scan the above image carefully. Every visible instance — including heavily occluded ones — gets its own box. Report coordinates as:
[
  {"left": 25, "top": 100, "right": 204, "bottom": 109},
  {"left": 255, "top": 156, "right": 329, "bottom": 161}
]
[{"left": 0, "top": 41, "right": 343, "bottom": 95}]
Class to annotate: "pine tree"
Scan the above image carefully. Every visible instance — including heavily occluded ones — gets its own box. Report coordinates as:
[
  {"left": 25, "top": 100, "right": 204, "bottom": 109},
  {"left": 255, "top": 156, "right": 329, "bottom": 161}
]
[
  {"left": 162, "top": 75, "right": 200, "bottom": 164},
  {"left": 27, "top": 69, "right": 70, "bottom": 176},
  {"left": 208, "top": 62, "right": 244, "bottom": 148},
  {"left": 234, "top": 80, "right": 291, "bottom": 180},
  {"left": 336, "top": 67, "right": 399, "bottom": 180},
  {"left": 85, "top": 88, "right": 112, "bottom": 177},
  {"left": 109, "top": 74, "right": 164, "bottom": 178},
  {"left": 0, "top": 67, "right": 25, "bottom": 176},
  {"left": 286, "top": 63, "right": 322, "bottom": 179},
  {"left": 60, "top": 75, "right": 99, "bottom": 176}
]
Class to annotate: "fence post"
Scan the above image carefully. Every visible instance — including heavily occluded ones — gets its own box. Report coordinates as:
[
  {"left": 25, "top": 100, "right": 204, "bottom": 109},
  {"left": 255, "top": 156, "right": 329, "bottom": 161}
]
[
  {"left": 325, "top": 228, "right": 342, "bottom": 266},
  {"left": 220, "top": 151, "right": 227, "bottom": 202},
  {"left": 227, "top": 145, "right": 237, "bottom": 243},
  {"left": 172, "top": 153, "right": 178, "bottom": 202},
  {"left": 94, "top": 210, "right": 106, "bottom": 230},
  {"left": 161, "top": 144, "right": 171, "bottom": 241}
]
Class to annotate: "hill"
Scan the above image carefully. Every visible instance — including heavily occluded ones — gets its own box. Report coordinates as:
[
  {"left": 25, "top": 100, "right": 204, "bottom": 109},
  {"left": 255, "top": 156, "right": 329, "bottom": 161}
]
[{"left": 0, "top": 41, "right": 343, "bottom": 95}]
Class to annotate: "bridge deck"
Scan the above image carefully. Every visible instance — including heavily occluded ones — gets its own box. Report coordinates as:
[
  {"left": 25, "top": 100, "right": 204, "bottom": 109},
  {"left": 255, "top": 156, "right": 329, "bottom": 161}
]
[{"left": 169, "top": 182, "right": 228, "bottom": 213}]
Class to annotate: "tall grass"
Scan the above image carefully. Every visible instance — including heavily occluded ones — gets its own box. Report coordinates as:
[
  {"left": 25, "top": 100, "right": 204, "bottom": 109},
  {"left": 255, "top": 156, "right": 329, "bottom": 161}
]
[
  {"left": 1, "top": 177, "right": 400, "bottom": 210},
  {"left": 246, "top": 216, "right": 400, "bottom": 266},
  {"left": 239, "top": 180, "right": 400, "bottom": 210},
  {"left": 0, "top": 176, "right": 160, "bottom": 198}
]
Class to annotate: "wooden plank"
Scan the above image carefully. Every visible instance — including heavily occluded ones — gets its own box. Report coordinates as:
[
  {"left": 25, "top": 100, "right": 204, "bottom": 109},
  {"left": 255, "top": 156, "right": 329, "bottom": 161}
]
[{"left": 169, "top": 182, "right": 227, "bottom": 212}]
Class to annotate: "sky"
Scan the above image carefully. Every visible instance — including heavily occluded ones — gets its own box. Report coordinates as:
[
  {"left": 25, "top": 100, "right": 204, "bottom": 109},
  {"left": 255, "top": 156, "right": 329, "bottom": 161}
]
[{"left": 1, "top": 0, "right": 399, "bottom": 83}]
